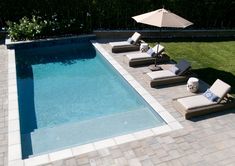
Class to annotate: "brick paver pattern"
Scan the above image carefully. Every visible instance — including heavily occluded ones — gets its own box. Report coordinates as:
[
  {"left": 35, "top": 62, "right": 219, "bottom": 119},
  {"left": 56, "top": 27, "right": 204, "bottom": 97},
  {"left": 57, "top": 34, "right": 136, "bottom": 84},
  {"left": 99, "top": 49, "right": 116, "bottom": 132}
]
[{"left": 0, "top": 44, "right": 8, "bottom": 166}]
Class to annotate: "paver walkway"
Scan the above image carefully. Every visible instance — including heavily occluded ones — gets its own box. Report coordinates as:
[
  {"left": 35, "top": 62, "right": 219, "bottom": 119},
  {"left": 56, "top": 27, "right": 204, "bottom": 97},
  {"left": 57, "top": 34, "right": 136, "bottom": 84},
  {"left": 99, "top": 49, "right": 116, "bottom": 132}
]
[
  {"left": 0, "top": 44, "right": 8, "bottom": 166},
  {"left": 1, "top": 41, "right": 235, "bottom": 166}
]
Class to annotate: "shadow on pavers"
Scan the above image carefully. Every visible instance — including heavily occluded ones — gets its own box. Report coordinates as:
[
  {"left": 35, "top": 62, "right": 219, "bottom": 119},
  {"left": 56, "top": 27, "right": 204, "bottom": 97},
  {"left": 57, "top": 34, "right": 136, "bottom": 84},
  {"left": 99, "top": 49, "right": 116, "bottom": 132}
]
[
  {"left": 190, "top": 108, "right": 235, "bottom": 122},
  {"left": 192, "top": 67, "right": 235, "bottom": 95},
  {"left": 0, "top": 39, "right": 5, "bottom": 45}
]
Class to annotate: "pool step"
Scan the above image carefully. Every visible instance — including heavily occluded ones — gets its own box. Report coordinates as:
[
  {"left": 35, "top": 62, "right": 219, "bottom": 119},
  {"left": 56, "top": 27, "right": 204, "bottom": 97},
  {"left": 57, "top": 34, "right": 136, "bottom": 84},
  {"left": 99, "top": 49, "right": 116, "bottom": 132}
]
[{"left": 23, "top": 107, "right": 164, "bottom": 157}]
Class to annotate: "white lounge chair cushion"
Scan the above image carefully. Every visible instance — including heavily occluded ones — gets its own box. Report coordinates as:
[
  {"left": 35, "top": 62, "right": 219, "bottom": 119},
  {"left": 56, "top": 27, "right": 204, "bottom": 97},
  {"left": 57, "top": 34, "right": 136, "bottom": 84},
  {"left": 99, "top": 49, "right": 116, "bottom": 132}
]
[
  {"left": 152, "top": 44, "right": 164, "bottom": 54},
  {"left": 126, "top": 52, "right": 151, "bottom": 60},
  {"left": 177, "top": 95, "right": 216, "bottom": 110},
  {"left": 147, "top": 70, "right": 176, "bottom": 80},
  {"left": 209, "top": 79, "right": 231, "bottom": 103},
  {"left": 146, "top": 48, "right": 155, "bottom": 56},
  {"left": 131, "top": 32, "right": 141, "bottom": 43},
  {"left": 109, "top": 41, "right": 131, "bottom": 47},
  {"left": 127, "top": 37, "right": 134, "bottom": 44}
]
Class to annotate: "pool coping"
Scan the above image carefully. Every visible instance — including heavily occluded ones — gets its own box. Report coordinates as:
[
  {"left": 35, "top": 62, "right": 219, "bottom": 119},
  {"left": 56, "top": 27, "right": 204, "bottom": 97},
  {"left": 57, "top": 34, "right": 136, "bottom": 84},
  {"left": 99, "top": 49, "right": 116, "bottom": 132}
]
[
  {"left": 5, "top": 34, "right": 96, "bottom": 49},
  {"left": 7, "top": 41, "right": 182, "bottom": 166}
]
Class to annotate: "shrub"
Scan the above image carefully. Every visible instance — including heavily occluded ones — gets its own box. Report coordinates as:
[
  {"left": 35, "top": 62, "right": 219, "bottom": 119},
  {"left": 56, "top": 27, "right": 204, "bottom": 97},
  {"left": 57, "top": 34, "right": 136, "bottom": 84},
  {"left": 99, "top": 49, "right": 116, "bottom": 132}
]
[
  {"left": 7, "top": 16, "right": 46, "bottom": 41},
  {"left": 6, "top": 15, "right": 79, "bottom": 41}
]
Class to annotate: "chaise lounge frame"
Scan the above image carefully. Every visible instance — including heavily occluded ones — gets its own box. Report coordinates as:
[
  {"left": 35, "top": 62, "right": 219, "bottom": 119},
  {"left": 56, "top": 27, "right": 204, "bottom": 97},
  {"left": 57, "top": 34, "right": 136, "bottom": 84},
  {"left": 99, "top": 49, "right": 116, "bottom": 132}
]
[
  {"left": 125, "top": 54, "right": 170, "bottom": 67},
  {"left": 173, "top": 94, "right": 235, "bottom": 119}
]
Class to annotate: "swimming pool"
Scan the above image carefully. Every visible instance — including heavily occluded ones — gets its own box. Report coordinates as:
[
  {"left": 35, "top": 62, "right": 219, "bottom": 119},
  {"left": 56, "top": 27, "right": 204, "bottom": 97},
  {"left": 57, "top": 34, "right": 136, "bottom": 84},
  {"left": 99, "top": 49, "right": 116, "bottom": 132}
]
[{"left": 15, "top": 42, "right": 165, "bottom": 158}]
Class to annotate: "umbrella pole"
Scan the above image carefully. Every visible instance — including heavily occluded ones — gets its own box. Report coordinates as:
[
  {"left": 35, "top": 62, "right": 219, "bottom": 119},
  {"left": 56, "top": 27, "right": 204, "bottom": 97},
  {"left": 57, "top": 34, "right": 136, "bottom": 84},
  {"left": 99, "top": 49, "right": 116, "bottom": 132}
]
[{"left": 155, "top": 28, "right": 161, "bottom": 67}]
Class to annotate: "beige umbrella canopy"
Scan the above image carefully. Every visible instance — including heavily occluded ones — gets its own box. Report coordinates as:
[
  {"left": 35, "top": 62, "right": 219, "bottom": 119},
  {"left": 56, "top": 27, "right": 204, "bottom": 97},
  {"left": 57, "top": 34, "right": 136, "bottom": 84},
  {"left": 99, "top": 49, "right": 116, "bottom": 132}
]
[
  {"left": 132, "top": 8, "right": 193, "bottom": 70},
  {"left": 132, "top": 8, "right": 193, "bottom": 28}
]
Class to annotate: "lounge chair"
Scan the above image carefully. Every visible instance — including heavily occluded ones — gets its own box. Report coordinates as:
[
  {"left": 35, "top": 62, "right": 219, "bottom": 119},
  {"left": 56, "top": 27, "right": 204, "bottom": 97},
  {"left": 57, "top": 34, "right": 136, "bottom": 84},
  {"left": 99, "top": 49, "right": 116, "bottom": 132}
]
[
  {"left": 147, "top": 60, "right": 194, "bottom": 87},
  {"left": 124, "top": 44, "right": 170, "bottom": 67},
  {"left": 109, "top": 32, "right": 141, "bottom": 53},
  {"left": 173, "top": 79, "right": 235, "bottom": 119}
]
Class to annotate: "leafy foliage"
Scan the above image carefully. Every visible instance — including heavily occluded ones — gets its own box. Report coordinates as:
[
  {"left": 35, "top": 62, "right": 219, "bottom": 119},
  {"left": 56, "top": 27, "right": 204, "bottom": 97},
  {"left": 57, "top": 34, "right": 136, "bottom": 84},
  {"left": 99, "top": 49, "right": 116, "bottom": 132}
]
[
  {"left": 7, "top": 16, "right": 46, "bottom": 41},
  {"left": 1, "top": 0, "right": 235, "bottom": 40},
  {"left": 6, "top": 15, "right": 77, "bottom": 41}
]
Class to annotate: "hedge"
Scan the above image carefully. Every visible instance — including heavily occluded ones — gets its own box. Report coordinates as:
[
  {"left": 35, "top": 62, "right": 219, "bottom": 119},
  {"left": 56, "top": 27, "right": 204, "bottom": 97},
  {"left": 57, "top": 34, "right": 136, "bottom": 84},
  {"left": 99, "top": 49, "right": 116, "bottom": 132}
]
[{"left": 0, "top": 0, "right": 234, "bottom": 34}]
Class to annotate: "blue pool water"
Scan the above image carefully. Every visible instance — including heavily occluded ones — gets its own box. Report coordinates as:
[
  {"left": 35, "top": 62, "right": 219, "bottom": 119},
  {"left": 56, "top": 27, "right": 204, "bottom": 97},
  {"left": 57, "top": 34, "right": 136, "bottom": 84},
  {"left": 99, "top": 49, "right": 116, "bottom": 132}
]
[{"left": 16, "top": 43, "right": 165, "bottom": 158}]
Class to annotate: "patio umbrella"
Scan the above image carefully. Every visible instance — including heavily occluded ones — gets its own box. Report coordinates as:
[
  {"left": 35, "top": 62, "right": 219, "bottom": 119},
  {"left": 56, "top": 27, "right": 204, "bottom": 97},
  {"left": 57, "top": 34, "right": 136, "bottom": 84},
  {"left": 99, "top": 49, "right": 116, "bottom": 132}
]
[{"left": 132, "top": 8, "right": 193, "bottom": 70}]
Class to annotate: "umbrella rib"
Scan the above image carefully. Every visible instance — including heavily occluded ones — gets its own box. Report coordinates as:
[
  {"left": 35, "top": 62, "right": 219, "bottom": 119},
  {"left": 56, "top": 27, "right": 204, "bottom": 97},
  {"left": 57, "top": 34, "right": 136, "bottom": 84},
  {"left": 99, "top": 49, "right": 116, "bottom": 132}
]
[{"left": 172, "top": 14, "right": 192, "bottom": 28}]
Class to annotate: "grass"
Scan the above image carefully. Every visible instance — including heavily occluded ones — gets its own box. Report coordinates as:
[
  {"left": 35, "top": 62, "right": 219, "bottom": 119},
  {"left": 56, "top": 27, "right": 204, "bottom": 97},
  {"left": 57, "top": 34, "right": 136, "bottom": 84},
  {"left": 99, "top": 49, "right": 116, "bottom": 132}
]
[{"left": 149, "top": 40, "right": 235, "bottom": 94}]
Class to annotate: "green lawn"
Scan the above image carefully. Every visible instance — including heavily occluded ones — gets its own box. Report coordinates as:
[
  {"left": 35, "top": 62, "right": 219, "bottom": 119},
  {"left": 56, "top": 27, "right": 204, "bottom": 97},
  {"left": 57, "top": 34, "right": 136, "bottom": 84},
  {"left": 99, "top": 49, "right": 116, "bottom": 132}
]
[{"left": 149, "top": 41, "right": 235, "bottom": 94}]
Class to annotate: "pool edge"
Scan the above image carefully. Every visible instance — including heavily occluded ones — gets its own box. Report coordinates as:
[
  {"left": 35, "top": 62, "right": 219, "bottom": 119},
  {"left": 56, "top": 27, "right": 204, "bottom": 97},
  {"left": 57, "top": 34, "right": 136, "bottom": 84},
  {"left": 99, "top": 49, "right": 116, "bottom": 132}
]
[{"left": 8, "top": 49, "right": 24, "bottom": 165}]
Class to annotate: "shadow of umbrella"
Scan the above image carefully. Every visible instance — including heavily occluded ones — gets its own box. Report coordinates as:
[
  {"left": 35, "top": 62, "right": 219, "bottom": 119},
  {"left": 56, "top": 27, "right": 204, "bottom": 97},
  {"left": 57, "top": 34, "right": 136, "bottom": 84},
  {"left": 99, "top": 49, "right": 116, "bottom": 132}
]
[{"left": 192, "top": 67, "right": 235, "bottom": 94}]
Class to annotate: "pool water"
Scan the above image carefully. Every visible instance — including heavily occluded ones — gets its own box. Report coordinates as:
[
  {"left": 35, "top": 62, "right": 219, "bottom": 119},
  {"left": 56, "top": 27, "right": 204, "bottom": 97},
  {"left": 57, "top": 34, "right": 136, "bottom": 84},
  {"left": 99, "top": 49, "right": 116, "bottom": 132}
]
[{"left": 16, "top": 43, "right": 165, "bottom": 158}]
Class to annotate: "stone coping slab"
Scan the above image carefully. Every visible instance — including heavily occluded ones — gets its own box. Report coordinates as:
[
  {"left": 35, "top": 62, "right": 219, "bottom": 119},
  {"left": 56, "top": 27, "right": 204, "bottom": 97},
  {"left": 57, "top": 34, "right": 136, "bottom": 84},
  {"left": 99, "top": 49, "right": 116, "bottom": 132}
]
[{"left": 5, "top": 34, "right": 96, "bottom": 49}]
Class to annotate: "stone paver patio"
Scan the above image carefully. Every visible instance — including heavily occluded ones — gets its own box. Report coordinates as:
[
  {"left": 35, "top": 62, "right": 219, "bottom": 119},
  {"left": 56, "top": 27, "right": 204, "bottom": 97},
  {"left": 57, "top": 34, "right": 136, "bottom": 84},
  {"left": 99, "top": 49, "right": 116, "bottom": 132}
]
[
  {"left": 1, "top": 41, "right": 235, "bottom": 166},
  {"left": 0, "top": 44, "right": 8, "bottom": 166}
]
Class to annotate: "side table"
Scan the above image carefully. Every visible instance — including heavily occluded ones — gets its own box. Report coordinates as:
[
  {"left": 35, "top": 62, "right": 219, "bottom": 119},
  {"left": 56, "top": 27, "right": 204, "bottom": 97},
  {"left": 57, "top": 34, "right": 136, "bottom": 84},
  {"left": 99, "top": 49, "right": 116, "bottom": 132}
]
[
  {"left": 187, "top": 77, "right": 199, "bottom": 93},
  {"left": 140, "top": 43, "right": 149, "bottom": 52}
]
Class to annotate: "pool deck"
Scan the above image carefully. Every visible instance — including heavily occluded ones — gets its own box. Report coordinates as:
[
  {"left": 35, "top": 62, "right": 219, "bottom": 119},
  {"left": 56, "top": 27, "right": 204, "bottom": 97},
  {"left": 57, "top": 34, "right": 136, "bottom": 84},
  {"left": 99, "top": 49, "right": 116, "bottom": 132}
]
[
  {"left": 1, "top": 41, "right": 235, "bottom": 166},
  {"left": 0, "top": 44, "right": 8, "bottom": 166}
]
